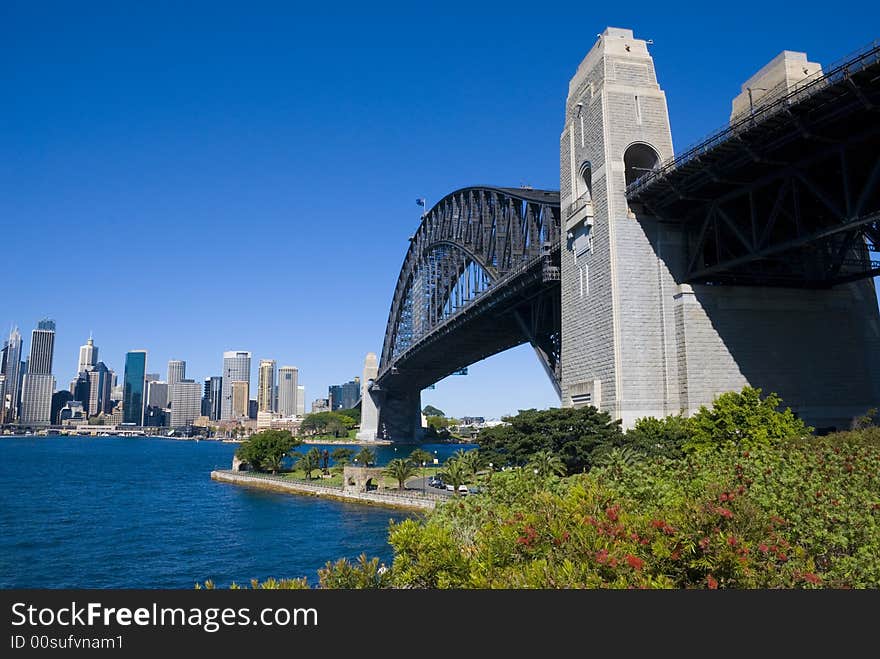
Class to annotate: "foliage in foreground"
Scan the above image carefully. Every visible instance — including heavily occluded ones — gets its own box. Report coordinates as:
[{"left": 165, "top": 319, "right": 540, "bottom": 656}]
[{"left": 387, "top": 430, "right": 880, "bottom": 588}]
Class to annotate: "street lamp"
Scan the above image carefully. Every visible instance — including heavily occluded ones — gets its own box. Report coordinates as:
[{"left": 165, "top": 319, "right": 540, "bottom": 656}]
[
  {"left": 421, "top": 460, "right": 426, "bottom": 494},
  {"left": 746, "top": 86, "right": 769, "bottom": 116}
]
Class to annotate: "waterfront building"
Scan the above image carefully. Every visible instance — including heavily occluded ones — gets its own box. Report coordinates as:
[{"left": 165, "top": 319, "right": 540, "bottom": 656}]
[
  {"left": 221, "top": 351, "right": 251, "bottom": 420},
  {"left": 59, "top": 400, "right": 87, "bottom": 425},
  {"left": 19, "top": 373, "right": 55, "bottom": 425},
  {"left": 77, "top": 335, "right": 98, "bottom": 374},
  {"left": 257, "top": 410, "right": 278, "bottom": 429},
  {"left": 329, "top": 378, "right": 360, "bottom": 411},
  {"left": 28, "top": 319, "right": 55, "bottom": 376},
  {"left": 144, "top": 406, "right": 168, "bottom": 427},
  {"left": 257, "top": 359, "right": 276, "bottom": 413},
  {"left": 248, "top": 399, "right": 257, "bottom": 420},
  {"left": 51, "top": 390, "right": 73, "bottom": 424},
  {"left": 166, "top": 360, "right": 185, "bottom": 405},
  {"left": 122, "top": 350, "right": 147, "bottom": 425},
  {"left": 230, "top": 380, "right": 249, "bottom": 419},
  {"left": 0, "top": 375, "right": 5, "bottom": 421},
  {"left": 2, "top": 327, "right": 22, "bottom": 422},
  {"left": 277, "top": 366, "right": 298, "bottom": 417},
  {"left": 146, "top": 380, "right": 169, "bottom": 409},
  {"left": 87, "top": 362, "right": 113, "bottom": 415},
  {"left": 311, "top": 398, "right": 330, "bottom": 413},
  {"left": 203, "top": 376, "right": 222, "bottom": 420},
  {"left": 296, "top": 385, "right": 305, "bottom": 417},
  {"left": 170, "top": 379, "right": 201, "bottom": 427}
]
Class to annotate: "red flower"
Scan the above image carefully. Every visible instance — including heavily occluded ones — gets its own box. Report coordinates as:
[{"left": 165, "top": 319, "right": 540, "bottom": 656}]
[
  {"left": 595, "top": 549, "right": 609, "bottom": 564},
  {"left": 626, "top": 554, "right": 644, "bottom": 570},
  {"left": 605, "top": 506, "right": 619, "bottom": 522},
  {"left": 803, "top": 573, "right": 821, "bottom": 585},
  {"left": 707, "top": 575, "right": 718, "bottom": 589},
  {"left": 651, "top": 519, "right": 665, "bottom": 529},
  {"left": 720, "top": 493, "right": 729, "bottom": 502},
  {"left": 759, "top": 544, "right": 769, "bottom": 553},
  {"left": 727, "top": 536, "right": 737, "bottom": 547},
  {"left": 715, "top": 507, "right": 734, "bottom": 519},
  {"left": 699, "top": 537, "right": 711, "bottom": 550}
]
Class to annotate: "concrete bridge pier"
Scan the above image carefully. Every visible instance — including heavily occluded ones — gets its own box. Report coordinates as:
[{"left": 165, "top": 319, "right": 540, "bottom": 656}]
[{"left": 356, "top": 352, "right": 424, "bottom": 442}]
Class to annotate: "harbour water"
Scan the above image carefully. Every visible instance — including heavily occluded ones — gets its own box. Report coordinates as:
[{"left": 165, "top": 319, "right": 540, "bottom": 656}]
[{"left": 0, "top": 436, "right": 473, "bottom": 588}]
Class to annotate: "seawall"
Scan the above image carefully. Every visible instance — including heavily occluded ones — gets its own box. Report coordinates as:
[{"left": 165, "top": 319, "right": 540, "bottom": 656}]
[{"left": 210, "top": 470, "right": 437, "bottom": 511}]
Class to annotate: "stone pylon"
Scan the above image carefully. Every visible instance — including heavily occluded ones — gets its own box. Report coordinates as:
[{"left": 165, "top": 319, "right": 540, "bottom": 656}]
[{"left": 355, "top": 352, "right": 380, "bottom": 441}]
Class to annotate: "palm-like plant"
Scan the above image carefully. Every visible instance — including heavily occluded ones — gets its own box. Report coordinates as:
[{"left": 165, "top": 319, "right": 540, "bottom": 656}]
[
  {"left": 460, "top": 449, "right": 486, "bottom": 476},
  {"left": 527, "top": 450, "right": 566, "bottom": 477},
  {"left": 592, "top": 446, "right": 641, "bottom": 478},
  {"left": 296, "top": 447, "right": 322, "bottom": 479},
  {"left": 354, "top": 447, "right": 376, "bottom": 466},
  {"left": 384, "top": 458, "right": 418, "bottom": 490},
  {"left": 331, "top": 447, "right": 355, "bottom": 467},
  {"left": 442, "top": 458, "right": 470, "bottom": 496}
]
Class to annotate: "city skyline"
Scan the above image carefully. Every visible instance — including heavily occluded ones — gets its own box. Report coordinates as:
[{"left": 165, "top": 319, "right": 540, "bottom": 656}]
[{"left": 4, "top": 3, "right": 877, "bottom": 419}]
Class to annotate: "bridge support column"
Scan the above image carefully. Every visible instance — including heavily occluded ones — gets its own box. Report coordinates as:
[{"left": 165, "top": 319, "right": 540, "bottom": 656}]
[
  {"left": 561, "top": 28, "right": 880, "bottom": 431},
  {"left": 355, "top": 353, "right": 380, "bottom": 442},
  {"left": 378, "top": 389, "right": 423, "bottom": 443}
]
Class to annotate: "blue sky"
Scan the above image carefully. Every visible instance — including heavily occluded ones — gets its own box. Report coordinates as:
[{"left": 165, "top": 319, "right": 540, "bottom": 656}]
[{"left": 2, "top": 1, "right": 878, "bottom": 418}]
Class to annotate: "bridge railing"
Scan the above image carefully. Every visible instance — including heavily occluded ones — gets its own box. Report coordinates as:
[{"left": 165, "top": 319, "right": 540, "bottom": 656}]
[{"left": 626, "top": 39, "right": 880, "bottom": 197}]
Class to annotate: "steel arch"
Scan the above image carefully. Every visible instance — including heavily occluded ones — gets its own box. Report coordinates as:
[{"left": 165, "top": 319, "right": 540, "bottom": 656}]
[{"left": 379, "top": 186, "right": 561, "bottom": 372}]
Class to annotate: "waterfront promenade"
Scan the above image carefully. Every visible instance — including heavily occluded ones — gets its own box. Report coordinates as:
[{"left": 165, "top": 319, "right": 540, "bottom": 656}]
[{"left": 211, "top": 469, "right": 442, "bottom": 511}]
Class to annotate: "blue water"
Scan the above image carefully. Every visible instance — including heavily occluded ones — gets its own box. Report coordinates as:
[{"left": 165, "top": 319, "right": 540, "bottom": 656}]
[{"left": 0, "top": 436, "right": 474, "bottom": 589}]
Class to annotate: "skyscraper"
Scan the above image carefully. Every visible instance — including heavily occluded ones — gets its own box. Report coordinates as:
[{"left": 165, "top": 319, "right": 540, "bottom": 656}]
[
  {"left": 20, "top": 374, "right": 55, "bottom": 425},
  {"left": 170, "top": 380, "right": 201, "bottom": 427},
  {"left": 122, "top": 350, "right": 147, "bottom": 425},
  {"left": 28, "top": 319, "right": 56, "bottom": 375},
  {"left": 2, "top": 327, "right": 22, "bottom": 423},
  {"left": 277, "top": 366, "right": 298, "bottom": 417},
  {"left": 202, "top": 376, "right": 222, "bottom": 420},
  {"left": 166, "top": 360, "right": 185, "bottom": 406},
  {"left": 78, "top": 335, "right": 98, "bottom": 374},
  {"left": 257, "top": 359, "right": 276, "bottom": 413},
  {"left": 146, "top": 380, "right": 169, "bottom": 409},
  {"left": 221, "top": 351, "right": 251, "bottom": 420},
  {"left": 296, "top": 385, "right": 305, "bottom": 417},
  {"left": 87, "top": 362, "right": 112, "bottom": 416},
  {"left": 230, "top": 380, "right": 249, "bottom": 419},
  {"left": 20, "top": 320, "right": 56, "bottom": 426},
  {"left": 72, "top": 372, "right": 91, "bottom": 408}
]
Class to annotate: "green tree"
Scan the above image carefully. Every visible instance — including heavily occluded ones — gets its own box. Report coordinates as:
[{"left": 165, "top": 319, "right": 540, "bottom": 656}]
[
  {"left": 234, "top": 429, "right": 301, "bottom": 473},
  {"left": 409, "top": 448, "right": 433, "bottom": 466},
  {"left": 384, "top": 458, "right": 418, "bottom": 490},
  {"left": 355, "top": 446, "right": 376, "bottom": 467},
  {"left": 459, "top": 449, "right": 485, "bottom": 476},
  {"left": 423, "top": 405, "right": 445, "bottom": 417},
  {"left": 296, "top": 447, "right": 322, "bottom": 479},
  {"left": 441, "top": 458, "right": 470, "bottom": 495},
  {"left": 325, "top": 419, "right": 348, "bottom": 438},
  {"left": 527, "top": 449, "right": 566, "bottom": 477},
  {"left": 625, "top": 414, "right": 689, "bottom": 459},
  {"left": 685, "top": 386, "right": 812, "bottom": 452},
  {"left": 477, "top": 406, "right": 623, "bottom": 475},
  {"left": 331, "top": 447, "right": 355, "bottom": 466}
]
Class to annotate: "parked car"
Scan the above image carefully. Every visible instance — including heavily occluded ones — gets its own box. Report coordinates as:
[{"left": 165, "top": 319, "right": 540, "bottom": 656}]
[
  {"left": 458, "top": 485, "right": 469, "bottom": 494},
  {"left": 428, "top": 477, "right": 444, "bottom": 488}
]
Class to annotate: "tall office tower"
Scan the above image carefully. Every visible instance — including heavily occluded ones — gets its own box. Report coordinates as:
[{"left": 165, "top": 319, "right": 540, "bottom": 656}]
[
  {"left": 72, "top": 372, "right": 91, "bottom": 408},
  {"left": 257, "top": 359, "right": 276, "bottom": 413},
  {"left": 78, "top": 334, "right": 98, "bottom": 374},
  {"left": 202, "top": 376, "right": 222, "bottom": 420},
  {"left": 0, "top": 375, "right": 5, "bottom": 421},
  {"left": 2, "top": 327, "right": 22, "bottom": 422},
  {"left": 221, "top": 351, "right": 251, "bottom": 420},
  {"left": 166, "top": 360, "right": 185, "bottom": 405},
  {"left": 329, "top": 378, "right": 361, "bottom": 411},
  {"left": 230, "top": 380, "right": 249, "bottom": 419},
  {"left": 19, "top": 373, "right": 55, "bottom": 425},
  {"left": 170, "top": 379, "right": 201, "bottom": 427},
  {"left": 122, "top": 350, "right": 147, "bottom": 425},
  {"left": 296, "top": 385, "right": 305, "bottom": 417},
  {"left": 277, "top": 366, "right": 298, "bottom": 417},
  {"left": 146, "top": 380, "right": 169, "bottom": 409},
  {"left": 29, "top": 319, "right": 56, "bottom": 375},
  {"left": 87, "top": 362, "right": 112, "bottom": 415}
]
